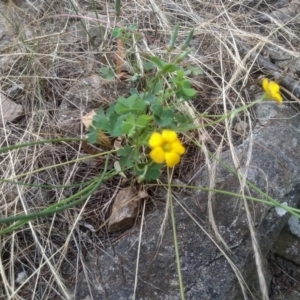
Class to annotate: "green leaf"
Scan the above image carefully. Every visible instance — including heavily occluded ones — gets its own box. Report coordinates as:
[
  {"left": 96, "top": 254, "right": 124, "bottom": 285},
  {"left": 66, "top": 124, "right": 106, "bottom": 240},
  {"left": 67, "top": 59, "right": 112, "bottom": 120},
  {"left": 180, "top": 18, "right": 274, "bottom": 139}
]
[
  {"left": 144, "top": 164, "right": 162, "bottom": 181},
  {"left": 118, "top": 145, "right": 138, "bottom": 168},
  {"left": 144, "top": 169, "right": 160, "bottom": 181},
  {"left": 120, "top": 156, "right": 134, "bottom": 168},
  {"left": 161, "top": 109, "right": 174, "bottom": 126},
  {"left": 136, "top": 115, "right": 151, "bottom": 128},
  {"left": 175, "top": 112, "right": 193, "bottom": 126},
  {"left": 130, "top": 88, "right": 140, "bottom": 96},
  {"left": 183, "top": 87, "right": 197, "bottom": 97},
  {"left": 150, "top": 56, "right": 165, "bottom": 69},
  {"left": 131, "top": 73, "right": 141, "bottom": 81},
  {"left": 143, "top": 92, "right": 156, "bottom": 104},
  {"left": 100, "top": 67, "right": 114, "bottom": 80},
  {"left": 128, "top": 24, "right": 138, "bottom": 31},
  {"left": 184, "top": 69, "right": 192, "bottom": 76},
  {"left": 109, "top": 114, "right": 123, "bottom": 136},
  {"left": 92, "top": 106, "right": 124, "bottom": 136},
  {"left": 117, "top": 145, "right": 132, "bottom": 156},
  {"left": 154, "top": 109, "right": 173, "bottom": 126},
  {"left": 188, "top": 66, "right": 202, "bottom": 75},
  {"left": 133, "top": 99, "right": 146, "bottom": 111},
  {"left": 93, "top": 117, "right": 110, "bottom": 131},
  {"left": 112, "top": 27, "right": 122, "bottom": 38},
  {"left": 93, "top": 108, "right": 110, "bottom": 131},
  {"left": 161, "top": 63, "right": 177, "bottom": 73},
  {"left": 139, "top": 131, "right": 153, "bottom": 146},
  {"left": 182, "top": 80, "right": 197, "bottom": 97},
  {"left": 168, "top": 24, "right": 179, "bottom": 51},
  {"left": 175, "top": 69, "right": 185, "bottom": 81},
  {"left": 122, "top": 115, "right": 136, "bottom": 136},
  {"left": 115, "top": 95, "right": 146, "bottom": 114},
  {"left": 96, "top": 107, "right": 106, "bottom": 116},
  {"left": 151, "top": 103, "right": 163, "bottom": 116},
  {"left": 143, "top": 61, "right": 154, "bottom": 71},
  {"left": 115, "top": 98, "right": 133, "bottom": 114},
  {"left": 174, "top": 50, "right": 191, "bottom": 64},
  {"left": 87, "top": 129, "right": 98, "bottom": 144},
  {"left": 150, "top": 79, "right": 163, "bottom": 94},
  {"left": 114, "top": 161, "right": 127, "bottom": 178},
  {"left": 115, "top": 0, "right": 121, "bottom": 18},
  {"left": 106, "top": 104, "right": 116, "bottom": 116},
  {"left": 174, "top": 79, "right": 197, "bottom": 100},
  {"left": 120, "top": 94, "right": 137, "bottom": 107},
  {"left": 181, "top": 29, "right": 194, "bottom": 51}
]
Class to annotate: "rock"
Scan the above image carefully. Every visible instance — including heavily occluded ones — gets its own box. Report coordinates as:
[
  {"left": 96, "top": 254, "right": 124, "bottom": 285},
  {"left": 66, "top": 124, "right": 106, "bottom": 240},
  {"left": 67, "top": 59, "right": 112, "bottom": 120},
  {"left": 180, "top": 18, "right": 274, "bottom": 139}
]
[
  {"left": 68, "top": 102, "right": 300, "bottom": 299},
  {"left": 273, "top": 218, "right": 300, "bottom": 265},
  {"left": 268, "top": 251, "right": 300, "bottom": 299},
  {"left": 256, "top": 1, "right": 300, "bottom": 24},
  {"left": 0, "top": 92, "right": 24, "bottom": 123},
  {"left": 262, "top": 45, "right": 300, "bottom": 76},
  {"left": 108, "top": 187, "right": 142, "bottom": 233}
]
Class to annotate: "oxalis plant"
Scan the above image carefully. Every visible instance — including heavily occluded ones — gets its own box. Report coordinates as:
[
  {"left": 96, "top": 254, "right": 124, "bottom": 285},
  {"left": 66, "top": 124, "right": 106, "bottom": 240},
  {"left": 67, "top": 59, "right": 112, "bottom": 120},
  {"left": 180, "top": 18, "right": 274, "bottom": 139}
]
[{"left": 87, "top": 25, "right": 197, "bottom": 183}]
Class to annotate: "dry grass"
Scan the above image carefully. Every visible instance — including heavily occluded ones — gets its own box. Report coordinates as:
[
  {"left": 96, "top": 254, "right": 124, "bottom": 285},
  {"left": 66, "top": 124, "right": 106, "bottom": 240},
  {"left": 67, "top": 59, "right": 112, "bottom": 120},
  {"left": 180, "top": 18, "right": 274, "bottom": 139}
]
[{"left": 0, "top": 0, "right": 299, "bottom": 299}]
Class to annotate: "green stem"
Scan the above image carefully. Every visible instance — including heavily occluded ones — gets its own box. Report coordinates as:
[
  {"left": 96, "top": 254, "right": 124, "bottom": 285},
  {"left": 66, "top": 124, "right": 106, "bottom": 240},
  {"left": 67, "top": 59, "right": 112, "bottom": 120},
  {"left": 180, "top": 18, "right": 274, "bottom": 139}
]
[
  {"left": 150, "top": 183, "right": 300, "bottom": 217},
  {"left": 167, "top": 167, "right": 185, "bottom": 300},
  {"left": 0, "top": 138, "right": 83, "bottom": 154},
  {"left": 0, "top": 156, "right": 111, "bottom": 235},
  {"left": 0, "top": 177, "right": 96, "bottom": 189}
]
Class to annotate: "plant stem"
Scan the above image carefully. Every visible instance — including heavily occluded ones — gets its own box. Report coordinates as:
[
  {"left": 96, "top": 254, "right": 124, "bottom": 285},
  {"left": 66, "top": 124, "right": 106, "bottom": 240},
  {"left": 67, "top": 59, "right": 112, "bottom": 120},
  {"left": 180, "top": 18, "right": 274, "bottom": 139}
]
[{"left": 167, "top": 167, "right": 185, "bottom": 300}]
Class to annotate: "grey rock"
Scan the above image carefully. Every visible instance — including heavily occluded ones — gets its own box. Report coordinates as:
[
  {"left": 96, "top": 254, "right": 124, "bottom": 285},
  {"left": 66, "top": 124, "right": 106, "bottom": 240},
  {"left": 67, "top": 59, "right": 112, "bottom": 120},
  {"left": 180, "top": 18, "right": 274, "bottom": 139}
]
[
  {"left": 273, "top": 221, "right": 300, "bottom": 265},
  {"left": 263, "top": 44, "right": 300, "bottom": 76},
  {"left": 256, "top": 1, "right": 300, "bottom": 23},
  {"left": 69, "top": 103, "right": 300, "bottom": 299},
  {"left": 0, "top": 92, "right": 24, "bottom": 123}
]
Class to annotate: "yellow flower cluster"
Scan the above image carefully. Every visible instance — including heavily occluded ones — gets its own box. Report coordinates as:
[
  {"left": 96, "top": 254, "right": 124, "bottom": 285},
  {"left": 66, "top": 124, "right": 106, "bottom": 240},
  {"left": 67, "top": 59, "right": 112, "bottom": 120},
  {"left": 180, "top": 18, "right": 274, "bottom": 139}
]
[
  {"left": 149, "top": 130, "right": 185, "bottom": 168},
  {"left": 262, "top": 78, "right": 283, "bottom": 104}
]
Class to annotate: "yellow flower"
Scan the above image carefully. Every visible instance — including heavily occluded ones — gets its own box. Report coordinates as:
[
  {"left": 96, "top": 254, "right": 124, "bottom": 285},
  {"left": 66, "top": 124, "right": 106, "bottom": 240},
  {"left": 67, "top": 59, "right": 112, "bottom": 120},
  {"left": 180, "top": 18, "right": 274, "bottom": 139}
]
[
  {"left": 262, "top": 78, "right": 283, "bottom": 104},
  {"left": 149, "top": 130, "right": 185, "bottom": 168}
]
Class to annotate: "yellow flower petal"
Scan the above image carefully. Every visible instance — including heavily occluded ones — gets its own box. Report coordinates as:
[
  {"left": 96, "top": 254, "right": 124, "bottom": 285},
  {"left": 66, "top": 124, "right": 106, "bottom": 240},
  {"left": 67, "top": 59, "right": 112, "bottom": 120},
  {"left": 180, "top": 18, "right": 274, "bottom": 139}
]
[
  {"left": 272, "top": 92, "right": 283, "bottom": 104},
  {"left": 269, "top": 81, "right": 282, "bottom": 104},
  {"left": 149, "top": 132, "right": 163, "bottom": 148},
  {"left": 150, "top": 147, "right": 165, "bottom": 164},
  {"left": 165, "top": 152, "right": 180, "bottom": 168},
  {"left": 262, "top": 78, "right": 269, "bottom": 94},
  {"left": 171, "top": 141, "right": 185, "bottom": 155},
  {"left": 269, "top": 81, "right": 280, "bottom": 93},
  {"left": 162, "top": 130, "right": 178, "bottom": 143},
  {"left": 262, "top": 78, "right": 282, "bottom": 104}
]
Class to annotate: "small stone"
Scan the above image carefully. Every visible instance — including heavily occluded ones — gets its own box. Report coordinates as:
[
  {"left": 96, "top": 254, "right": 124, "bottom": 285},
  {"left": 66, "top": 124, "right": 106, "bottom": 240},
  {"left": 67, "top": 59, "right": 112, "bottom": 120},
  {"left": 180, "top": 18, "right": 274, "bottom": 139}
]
[
  {"left": 0, "top": 92, "right": 24, "bottom": 123},
  {"left": 234, "top": 120, "right": 248, "bottom": 134},
  {"left": 275, "top": 202, "right": 288, "bottom": 216},
  {"left": 273, "top": 223, "right": 300, "bottom": 266},
  {"left": 288, "top": 215, "right": 300, "bottom": 237},
  {"left": 108, "top": 186, "right": 142, "bottom": 233},
  {"left": 16, "top": 271, "right": 28, "bottom": 285}
]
